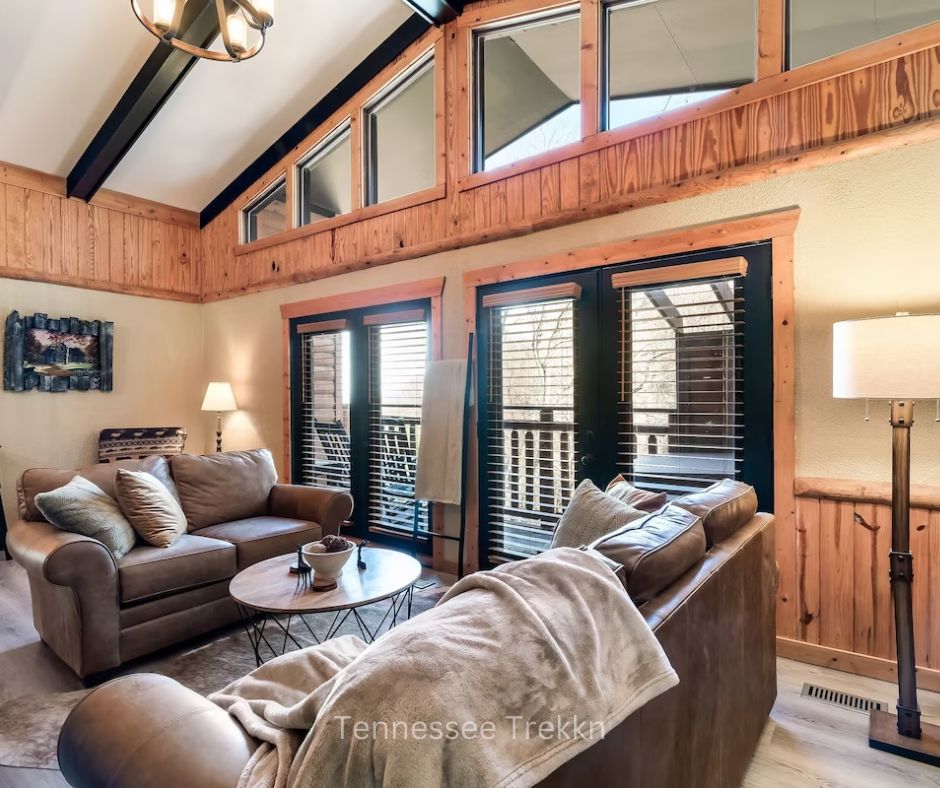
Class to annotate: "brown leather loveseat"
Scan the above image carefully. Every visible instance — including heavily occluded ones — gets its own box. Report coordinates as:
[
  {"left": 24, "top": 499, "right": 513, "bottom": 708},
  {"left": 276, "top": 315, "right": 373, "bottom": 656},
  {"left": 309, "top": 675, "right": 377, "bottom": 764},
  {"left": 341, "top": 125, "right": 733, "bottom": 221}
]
[{"left": 7, "top": 449, "right": 353, "bottom": 678}]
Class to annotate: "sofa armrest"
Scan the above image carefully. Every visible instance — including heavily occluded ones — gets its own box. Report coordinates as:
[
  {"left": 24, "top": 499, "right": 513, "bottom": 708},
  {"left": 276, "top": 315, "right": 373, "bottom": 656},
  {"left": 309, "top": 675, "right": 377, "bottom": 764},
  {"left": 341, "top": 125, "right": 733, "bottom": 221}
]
[
  {"left": 59, "top": 674, "right": 255, "bottom": 788},
  {"left": 7, "top": 520, "right": 121, "bottom": 677},
  {"left": 268, "top": 484, "right": 353, "bottom": 537},
  {"left": 7, "top": 519, "right": 117, "bottom": 584}
]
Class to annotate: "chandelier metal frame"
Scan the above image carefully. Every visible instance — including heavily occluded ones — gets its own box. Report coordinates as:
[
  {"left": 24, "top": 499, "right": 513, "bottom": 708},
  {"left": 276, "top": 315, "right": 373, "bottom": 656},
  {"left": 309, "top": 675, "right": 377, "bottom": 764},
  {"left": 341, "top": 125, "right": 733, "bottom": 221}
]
[{"left": 131, "top": 0, "right": 274, "bottom": 62}]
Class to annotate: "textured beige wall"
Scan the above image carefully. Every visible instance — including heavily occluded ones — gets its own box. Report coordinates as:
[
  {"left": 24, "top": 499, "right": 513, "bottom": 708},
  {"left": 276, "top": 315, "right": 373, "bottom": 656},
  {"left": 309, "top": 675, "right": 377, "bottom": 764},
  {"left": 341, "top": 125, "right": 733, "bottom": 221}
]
[
  {"left": 0, "top": 280, "right": 206, "bottom": 527},
  {"left": 202, "top": 139, "right": 940, "bottom": 545}
]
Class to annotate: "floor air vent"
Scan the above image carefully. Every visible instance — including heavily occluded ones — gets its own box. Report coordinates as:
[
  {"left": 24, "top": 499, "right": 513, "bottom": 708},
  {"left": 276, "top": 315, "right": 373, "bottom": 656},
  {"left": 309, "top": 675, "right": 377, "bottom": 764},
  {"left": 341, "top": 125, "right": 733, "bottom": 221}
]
[{"left": 801, "top": 683, "right": 886, "bottom": 713}]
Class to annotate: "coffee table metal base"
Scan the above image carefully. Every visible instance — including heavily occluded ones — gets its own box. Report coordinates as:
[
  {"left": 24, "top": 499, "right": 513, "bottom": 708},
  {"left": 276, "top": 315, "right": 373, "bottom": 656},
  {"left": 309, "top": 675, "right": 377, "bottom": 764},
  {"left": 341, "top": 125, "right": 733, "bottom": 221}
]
[{"left": 235, "top": 586, "right": 414, "bottom": 666}]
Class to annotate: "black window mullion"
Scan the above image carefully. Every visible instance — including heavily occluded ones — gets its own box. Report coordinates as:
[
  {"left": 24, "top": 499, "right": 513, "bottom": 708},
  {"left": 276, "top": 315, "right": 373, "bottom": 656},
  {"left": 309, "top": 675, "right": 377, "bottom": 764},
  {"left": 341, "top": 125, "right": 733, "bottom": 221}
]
[{"left": 347, "top": 316, "right": 371, "bottom": 541}]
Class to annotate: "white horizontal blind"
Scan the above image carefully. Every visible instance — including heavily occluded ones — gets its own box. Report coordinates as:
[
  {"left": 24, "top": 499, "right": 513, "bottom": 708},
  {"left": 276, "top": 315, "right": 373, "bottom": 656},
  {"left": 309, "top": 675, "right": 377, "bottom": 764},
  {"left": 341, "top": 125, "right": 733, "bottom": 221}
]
[
  {"left": 618, "top": 274, "right": 744, "bottom": 496},
  {"left": 367, "top": 319, "right": 430, "bottom": 537},
  {"left": 485, "top": 298, "right": 578, "bottom": 563},
  {"left": 298, "top": 330, "right": 351, "bottom": 490}
]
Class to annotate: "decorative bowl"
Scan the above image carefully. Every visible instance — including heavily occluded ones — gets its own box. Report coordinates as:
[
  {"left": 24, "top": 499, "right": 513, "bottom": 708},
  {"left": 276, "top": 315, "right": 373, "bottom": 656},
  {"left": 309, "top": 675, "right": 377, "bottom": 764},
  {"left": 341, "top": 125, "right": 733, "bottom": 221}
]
[{"left": 301, "top": 542, "right": 354, "bottom": 579}]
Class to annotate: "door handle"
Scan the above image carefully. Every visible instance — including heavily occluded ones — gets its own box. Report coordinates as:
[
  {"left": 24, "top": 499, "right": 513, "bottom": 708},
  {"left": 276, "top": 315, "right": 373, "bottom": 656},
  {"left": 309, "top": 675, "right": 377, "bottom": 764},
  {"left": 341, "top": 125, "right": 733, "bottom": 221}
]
[{"left": 580, "top": 454, "right": 594, "bottom": 467}]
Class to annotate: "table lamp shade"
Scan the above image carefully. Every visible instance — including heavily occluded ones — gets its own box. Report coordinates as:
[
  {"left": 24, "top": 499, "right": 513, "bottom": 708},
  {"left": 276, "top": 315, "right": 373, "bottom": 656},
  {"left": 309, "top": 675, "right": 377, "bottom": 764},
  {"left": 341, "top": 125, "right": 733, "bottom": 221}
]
[
  {"left": 201, "top": 382, "right": 237, "bottom": 412},
  {"left": 833, "top": 314, "right": 940, "bottom": 400}
]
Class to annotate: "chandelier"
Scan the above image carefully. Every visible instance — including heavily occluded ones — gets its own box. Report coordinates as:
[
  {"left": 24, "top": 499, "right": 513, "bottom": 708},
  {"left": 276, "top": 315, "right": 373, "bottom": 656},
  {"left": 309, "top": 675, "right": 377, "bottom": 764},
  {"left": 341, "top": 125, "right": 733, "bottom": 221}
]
[{"left": 131, "top": 0, "right": 275, "bottom": 63}]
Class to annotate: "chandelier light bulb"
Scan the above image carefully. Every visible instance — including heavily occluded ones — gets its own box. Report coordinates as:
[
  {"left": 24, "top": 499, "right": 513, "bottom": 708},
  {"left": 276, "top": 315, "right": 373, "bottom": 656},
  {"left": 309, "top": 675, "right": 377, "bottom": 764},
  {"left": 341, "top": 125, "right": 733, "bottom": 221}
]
[
  {"left": 254, "top": 0, "right": 275, "bottom": 22},
  {"left": 227, "top": 13, "right": 249, "bottom": 54},
  {"left": 153, "top": 0, "right": 176, "bottom": 32}
]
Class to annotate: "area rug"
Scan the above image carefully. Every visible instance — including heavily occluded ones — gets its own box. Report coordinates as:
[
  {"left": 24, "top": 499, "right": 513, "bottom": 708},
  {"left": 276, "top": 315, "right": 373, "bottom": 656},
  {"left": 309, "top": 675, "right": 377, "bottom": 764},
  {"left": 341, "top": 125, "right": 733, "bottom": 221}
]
[{"left": 0, "top": 584, "right": 446, "bottom": 770}]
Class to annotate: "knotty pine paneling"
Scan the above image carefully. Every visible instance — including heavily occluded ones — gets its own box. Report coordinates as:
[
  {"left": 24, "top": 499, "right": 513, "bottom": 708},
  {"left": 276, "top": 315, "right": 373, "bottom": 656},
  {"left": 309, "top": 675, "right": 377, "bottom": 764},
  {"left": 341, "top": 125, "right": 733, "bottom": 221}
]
[
  {"left": 0, "top": 173, "right": 201, "bottom": 302},
  {"left": 790, "top": 481, "right": 940, "bottom": 671},
  {"left": 202, "top": 28, "right": 940, "bottom": 301}
]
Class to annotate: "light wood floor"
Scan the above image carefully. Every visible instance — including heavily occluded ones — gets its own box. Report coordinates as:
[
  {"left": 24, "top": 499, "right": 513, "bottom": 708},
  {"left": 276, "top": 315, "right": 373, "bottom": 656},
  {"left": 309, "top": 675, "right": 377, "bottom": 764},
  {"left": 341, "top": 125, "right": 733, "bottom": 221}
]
[{"left": 1, "top": 560, "right": 938, "bottom": 787}]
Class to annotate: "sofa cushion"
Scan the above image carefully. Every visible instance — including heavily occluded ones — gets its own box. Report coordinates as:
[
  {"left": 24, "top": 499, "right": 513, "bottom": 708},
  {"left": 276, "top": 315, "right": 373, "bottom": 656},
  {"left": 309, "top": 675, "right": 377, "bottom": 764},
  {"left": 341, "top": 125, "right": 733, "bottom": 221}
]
[
  {"left": 118, "top": 534, "right": 236, "bottom": 604},
  {"left": 34, "top": 476, "right": 138, "bottom": 560},
  {"left": 550, "top": 479, "right": 647, "bottom": 549},
  {"left": 196, "top": 517, "right": 322, "bottom": 569},
  {"left": 116, "top": 469, "right": 188, "bottom": 548},
  {"left": 170, "top": 449, "right": 278, "bottom": 530},
  {"left": 590, "top": 505, "right": 706, "bottom": 602},
  {"left": 605, "top": 475, "right": 668, "bottom": 513},
  {"left": 673, "top": 479, "right": 758, "bottom": 548},
  {"left": 18, "top": 460, "right": 145, "bottom": 522}
]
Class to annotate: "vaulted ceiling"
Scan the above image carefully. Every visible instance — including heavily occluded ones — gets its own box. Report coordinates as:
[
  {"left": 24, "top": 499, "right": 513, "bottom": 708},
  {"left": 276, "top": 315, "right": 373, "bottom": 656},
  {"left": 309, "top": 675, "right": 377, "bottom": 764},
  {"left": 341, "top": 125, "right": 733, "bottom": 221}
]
[{"left": 0, "top": 0, "right": 412, "bottom": 211}]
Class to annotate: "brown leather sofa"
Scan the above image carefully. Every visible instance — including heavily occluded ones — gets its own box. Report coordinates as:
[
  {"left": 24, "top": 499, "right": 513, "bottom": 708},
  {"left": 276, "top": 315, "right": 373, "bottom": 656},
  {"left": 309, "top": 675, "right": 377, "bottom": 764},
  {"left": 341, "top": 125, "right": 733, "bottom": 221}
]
[
  {"left": 7, "top": 449, "right": 353, "bottom": 679},
  {"left": 57, "top": 492, "right": 776, "bottom": 787}
]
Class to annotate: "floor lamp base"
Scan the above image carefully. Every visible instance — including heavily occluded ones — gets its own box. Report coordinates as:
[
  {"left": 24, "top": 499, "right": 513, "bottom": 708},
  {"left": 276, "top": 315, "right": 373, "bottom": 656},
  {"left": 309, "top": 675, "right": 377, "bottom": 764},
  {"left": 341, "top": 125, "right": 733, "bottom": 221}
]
[{"left": 870, "top": 710, "right": 940, "bottom": 767}]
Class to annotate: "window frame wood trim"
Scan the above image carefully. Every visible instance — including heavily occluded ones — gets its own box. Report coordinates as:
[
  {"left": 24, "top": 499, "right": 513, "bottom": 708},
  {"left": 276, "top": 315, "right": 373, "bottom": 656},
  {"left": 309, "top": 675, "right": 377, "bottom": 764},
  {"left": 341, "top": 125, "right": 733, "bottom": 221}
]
[
  {"left": 362, "top": 308, "right": 428, "bottom": 326},
  {"left": 757, "top": 0, "right": 786, "bottom": 80},
  {"left": 280, "top": 276, "right": 445, "bottom": 320},
  {"left": 461, "top": 208, "right": 797, "bottom": 576},
  {"left": 610, "top": 256, "right": 748, "bottom": 289},
  {"left": 480, "top": 281, "right": 583, "bottom": 308},
  {"left": 295, "top": 318, "right": 351, "bottom": 334}
]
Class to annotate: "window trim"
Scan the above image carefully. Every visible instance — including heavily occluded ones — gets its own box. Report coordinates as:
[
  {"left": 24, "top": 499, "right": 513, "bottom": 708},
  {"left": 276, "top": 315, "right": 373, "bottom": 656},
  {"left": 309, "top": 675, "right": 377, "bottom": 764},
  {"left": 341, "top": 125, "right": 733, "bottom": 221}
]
[
  {"left": 471, "top": 5, "right": 582, "bottom": 174},
  {"left": 294, "top": 120, "right": 353, "bottom": 229},
  {"left": 362, "top": 51, "right": 437, "bottom": 207},
  {"left": 240, "top": 175, "right": 287, "bottom": 244}
]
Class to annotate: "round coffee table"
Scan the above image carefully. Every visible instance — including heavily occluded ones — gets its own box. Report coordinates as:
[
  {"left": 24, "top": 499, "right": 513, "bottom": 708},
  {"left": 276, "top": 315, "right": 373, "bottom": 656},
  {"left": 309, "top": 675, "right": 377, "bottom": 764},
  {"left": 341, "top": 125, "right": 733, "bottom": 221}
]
[{"left": 230, "top": 547, "right": 422, "bottom": 665}]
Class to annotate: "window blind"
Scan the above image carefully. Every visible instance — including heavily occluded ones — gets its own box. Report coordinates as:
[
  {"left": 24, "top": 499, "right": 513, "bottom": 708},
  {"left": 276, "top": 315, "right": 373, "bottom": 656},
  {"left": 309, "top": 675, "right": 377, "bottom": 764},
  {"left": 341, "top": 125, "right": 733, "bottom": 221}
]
[
  {"left": 367, "top": 319, "right": 430, "bottom": 537},
  {"left": 298, "top": 329, "right": 351, "bottom": 490},
  {"left": 485, "top": 297, "right": 578, "bottom": 563},
  {"left": 617, "top": 272, "right": 745, "bottom": 496}
]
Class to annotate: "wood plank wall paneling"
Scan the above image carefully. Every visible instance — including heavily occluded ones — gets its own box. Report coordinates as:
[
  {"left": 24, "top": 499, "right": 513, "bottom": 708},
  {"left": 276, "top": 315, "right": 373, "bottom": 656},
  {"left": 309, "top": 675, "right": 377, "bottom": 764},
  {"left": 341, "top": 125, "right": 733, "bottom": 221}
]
[
  {"left": 0, "top": 163, "right": 201, "bottom": 302},
  {"left": 200, "top": 16, "right": 940, "bottom": 302},
  {"left": 789, "top": 478, "right": 940, "bottom": 673}
]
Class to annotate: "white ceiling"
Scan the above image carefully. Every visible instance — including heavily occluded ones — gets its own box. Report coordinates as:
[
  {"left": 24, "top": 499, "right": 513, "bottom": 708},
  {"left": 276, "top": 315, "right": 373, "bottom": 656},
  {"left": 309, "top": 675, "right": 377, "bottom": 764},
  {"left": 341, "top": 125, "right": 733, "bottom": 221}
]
[
  {"left": 0, "top": 2, "right": 156, "bottom": 177},
  {"left": 0, "top": 0, "right": 411, "bottom": 212}
]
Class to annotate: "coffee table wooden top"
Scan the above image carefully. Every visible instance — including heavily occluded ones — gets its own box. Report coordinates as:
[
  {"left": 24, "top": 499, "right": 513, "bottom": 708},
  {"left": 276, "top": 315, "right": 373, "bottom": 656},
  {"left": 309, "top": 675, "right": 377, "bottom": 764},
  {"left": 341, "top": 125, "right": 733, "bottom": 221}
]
[{"left": 229, "top": 547, "right": 422, "bottom": 614}]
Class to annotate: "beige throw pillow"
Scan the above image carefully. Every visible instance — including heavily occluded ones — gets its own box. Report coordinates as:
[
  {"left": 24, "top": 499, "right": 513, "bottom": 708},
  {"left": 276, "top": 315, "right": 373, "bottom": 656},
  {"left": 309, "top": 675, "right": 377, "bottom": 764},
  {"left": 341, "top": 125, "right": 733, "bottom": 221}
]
[
  {"left": 34, "top": 476, "right": 137, "bottom": 559},
  {"left": 550, "top": 479, "right": 647, "bottom": 549},
  {"left": 605, "top": 475, "right": 668, "bottom": 513},
  {"left": 115, "top": 468, "right": 188, "bottom": 548}
]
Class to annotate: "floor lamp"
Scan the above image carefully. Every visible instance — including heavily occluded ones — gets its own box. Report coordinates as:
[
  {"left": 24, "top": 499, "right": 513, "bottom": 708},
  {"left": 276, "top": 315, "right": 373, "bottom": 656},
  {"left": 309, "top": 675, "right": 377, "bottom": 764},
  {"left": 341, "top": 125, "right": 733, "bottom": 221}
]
[
  {"left": 833, "top": 313, "right": 940, "bottom": 765},
  {"left": 201, "top": 382, "right": 238, "bottom": 453}
]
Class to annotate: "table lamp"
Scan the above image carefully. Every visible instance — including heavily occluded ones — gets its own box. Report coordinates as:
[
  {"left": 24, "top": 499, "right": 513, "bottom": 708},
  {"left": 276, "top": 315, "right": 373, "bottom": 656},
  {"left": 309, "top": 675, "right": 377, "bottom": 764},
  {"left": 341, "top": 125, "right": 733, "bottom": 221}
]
[
  {"left": 833, "top": 313, "right": 940, "bottom": 764},
  {"left": 201, "top": 382, "right": 238, "bottom": 453}
]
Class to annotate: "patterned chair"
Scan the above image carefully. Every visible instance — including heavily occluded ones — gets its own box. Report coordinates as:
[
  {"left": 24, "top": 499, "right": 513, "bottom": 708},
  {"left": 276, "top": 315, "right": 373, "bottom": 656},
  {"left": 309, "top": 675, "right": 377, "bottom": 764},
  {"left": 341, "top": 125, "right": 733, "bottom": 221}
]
[{"left": 97, "top": 427, "right": 188, "bottom": 463}]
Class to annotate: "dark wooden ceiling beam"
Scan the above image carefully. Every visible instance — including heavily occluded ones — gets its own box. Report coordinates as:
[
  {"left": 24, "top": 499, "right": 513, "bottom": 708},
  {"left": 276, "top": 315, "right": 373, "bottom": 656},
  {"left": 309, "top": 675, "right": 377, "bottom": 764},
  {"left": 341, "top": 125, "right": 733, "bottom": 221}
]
[
  {"left": 200, "top": 13, "right": 432, "bottom": 228},
  {"left": 399, "top": 1, "right": 464, "bottom": 26},
  {"left": 66, "top": 0, "right": 219, "bottom": 202}
]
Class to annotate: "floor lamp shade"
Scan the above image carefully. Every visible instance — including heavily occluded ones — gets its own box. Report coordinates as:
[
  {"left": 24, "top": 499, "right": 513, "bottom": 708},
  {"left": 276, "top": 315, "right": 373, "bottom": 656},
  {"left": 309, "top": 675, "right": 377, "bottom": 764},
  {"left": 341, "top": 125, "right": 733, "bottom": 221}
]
[
  {"left": 201, "top": 382, "right": 238, "bottom": 413},
  {"left": 201, "top": 382, "right": 237, "bottom": 453},
  {"left": 833, "top": 314, "right": 940, "bottom": 399}
]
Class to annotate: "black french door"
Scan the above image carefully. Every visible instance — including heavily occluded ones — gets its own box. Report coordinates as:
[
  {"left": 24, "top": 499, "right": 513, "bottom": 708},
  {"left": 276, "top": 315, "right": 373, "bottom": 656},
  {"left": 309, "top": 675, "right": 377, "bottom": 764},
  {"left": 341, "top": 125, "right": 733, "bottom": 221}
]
[
  {"left": 477, "top": 242, "right": 774, "bottom": 566},
  {"left": 289, "top": 299, "right": 432, "bottom": 553}
]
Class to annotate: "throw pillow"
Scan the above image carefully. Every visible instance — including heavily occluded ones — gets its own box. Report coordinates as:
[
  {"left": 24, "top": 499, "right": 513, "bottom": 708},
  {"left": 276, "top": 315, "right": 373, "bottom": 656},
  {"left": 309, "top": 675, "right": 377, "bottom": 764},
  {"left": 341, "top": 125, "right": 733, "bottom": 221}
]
[
  {"left": 550, "top": 479, "right": 647, "bottom": 549},
  {"left": 115, "top": 468, "right": 188, "bottom": 548},
  {"left": 34, "top": 476, "right": 137, "bottom": 559},
  {"left": 605, "top": 475, "right": 668, "bottom": 513}
]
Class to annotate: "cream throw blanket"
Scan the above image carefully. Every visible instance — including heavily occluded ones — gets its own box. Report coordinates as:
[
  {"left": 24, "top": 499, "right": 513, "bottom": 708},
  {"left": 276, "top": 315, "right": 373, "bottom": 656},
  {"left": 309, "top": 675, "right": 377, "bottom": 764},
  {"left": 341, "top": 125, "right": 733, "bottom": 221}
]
[{"left": 210, "top": 548, "right": 678, "bottom": 788}]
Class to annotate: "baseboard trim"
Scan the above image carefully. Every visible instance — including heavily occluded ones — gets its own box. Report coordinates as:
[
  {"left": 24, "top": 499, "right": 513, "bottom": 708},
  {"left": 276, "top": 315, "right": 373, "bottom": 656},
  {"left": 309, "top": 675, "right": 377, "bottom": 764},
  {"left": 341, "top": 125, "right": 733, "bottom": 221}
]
[{"left": 777, "top": 637, "right": 940, "bottom": 694}]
